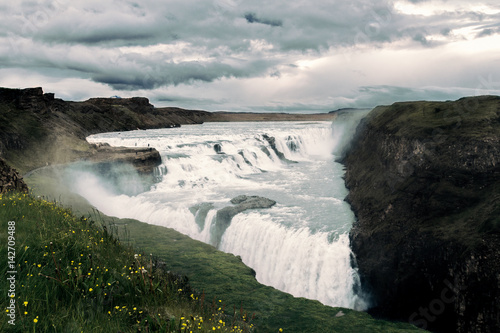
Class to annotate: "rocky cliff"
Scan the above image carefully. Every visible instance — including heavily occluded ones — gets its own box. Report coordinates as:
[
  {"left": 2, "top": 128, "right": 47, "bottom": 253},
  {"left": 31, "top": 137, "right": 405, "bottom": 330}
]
[
  {"left": 343, "top": 96, "right": 500, "bottom": 332},
  {"left": 0, "top": 87, "right": 214, "bottom": 173},
  {"left": 0, "top": 87, "right": 335, "bottom": 174},
  {"left": 0, "top": 158, "right": 28, "bottom": 193}
]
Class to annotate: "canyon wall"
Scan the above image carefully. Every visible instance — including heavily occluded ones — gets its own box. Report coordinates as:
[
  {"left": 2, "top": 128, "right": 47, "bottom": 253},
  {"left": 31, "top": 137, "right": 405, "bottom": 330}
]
[{"left": 343, "top": 96, "right": 500, "bottom": 332}]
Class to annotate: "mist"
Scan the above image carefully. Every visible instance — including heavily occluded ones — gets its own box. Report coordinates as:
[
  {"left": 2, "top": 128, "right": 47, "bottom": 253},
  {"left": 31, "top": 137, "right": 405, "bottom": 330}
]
[{"left": 331, "top": 109, "right": 373, "bottom": 159}]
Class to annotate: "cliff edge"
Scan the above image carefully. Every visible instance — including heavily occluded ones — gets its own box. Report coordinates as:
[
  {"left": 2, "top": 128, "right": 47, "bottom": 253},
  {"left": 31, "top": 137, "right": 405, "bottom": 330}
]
[
  {"left": 0, "top": 87, "right": 213, "bottom": 173},
  {"left": 343, "top": 96, "right": 500, "bottom": 332}
]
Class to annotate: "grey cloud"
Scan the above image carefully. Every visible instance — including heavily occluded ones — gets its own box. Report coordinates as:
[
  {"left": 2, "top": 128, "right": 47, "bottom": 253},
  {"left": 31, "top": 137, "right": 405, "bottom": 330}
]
[
  {"left": 92, "top": 61, "right": 246, "bottom": 90},
  {"left": 477, "top": 28, "right": 498, "bottom": 38},
  {"left": 412, "top": 33, "right": 429, "bottom": 46},
  {"left": 0, "top": 33, "right": 278, "bottom": 90},
  {"left": 89, "top": 54, "right": 277, "bottom": 90},
  {"left": 153, "top": 94, "right": 226, "bottom": 108},
  {"left": 244, "top": 12, "right": 283, "bottom": 27},
  {"left": 347, "top": 85, "right": 480, "bottom": 109},
  {"left": 441, "top": 28, "right": 451, "bottom": 36},
  {"left": 5, "top": 0, "right": 497, "bottom": 55},
  {"left": 1, "top": 0, "right": 499, "bottom": 111}
]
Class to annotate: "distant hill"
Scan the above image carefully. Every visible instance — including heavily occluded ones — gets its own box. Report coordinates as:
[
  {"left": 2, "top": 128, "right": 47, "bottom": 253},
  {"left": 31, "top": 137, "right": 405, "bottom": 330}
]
[{"left": 329, "top": 107, "right": 372, "bottom": 114}]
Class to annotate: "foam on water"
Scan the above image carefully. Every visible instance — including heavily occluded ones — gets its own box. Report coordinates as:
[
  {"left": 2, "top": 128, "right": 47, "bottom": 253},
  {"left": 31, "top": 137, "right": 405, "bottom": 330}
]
[{"left": 77, "top": 120, "right": 368, "bottom": 310}]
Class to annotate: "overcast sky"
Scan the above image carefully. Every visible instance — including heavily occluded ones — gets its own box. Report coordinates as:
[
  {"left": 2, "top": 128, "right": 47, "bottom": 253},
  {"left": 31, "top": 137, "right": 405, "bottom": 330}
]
[{"left": 1, "top": 0, "right": 499, "bottom": 112}]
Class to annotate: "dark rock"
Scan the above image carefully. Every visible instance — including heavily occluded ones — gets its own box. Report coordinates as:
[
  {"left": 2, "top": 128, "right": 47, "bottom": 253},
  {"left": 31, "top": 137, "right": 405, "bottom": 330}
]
[
  {"left": 87, "top": 145, "right": 162, "bottom": 175},
  {"left": 343, "top": 96, "right": 500, "bottom": 333},
  {"left": 262, "top": 134, "right": 297, "bottom": 164},
  {"left": 238, "top": 151, "right": 253, "bottom": 166},
  {"left": 86, "top": 96, "right": 155, "bottom": 114},
  {"left": 189, "top": 202, "right": 215, "bottom": 230},
  {"left": 286, "top": 136, "right": 298, "bottom": 152},
  {"left": 213, "top": 195, "right": 276, "bottom": 247},
  {"left": 0, "top": 158, "right": 28, "bottom": 194},
  {"left": 214, "top": 143, "right": 223, "bottom": 154},
  {"left": 0, "top": 86, "right": 214, "bottom": 173}
]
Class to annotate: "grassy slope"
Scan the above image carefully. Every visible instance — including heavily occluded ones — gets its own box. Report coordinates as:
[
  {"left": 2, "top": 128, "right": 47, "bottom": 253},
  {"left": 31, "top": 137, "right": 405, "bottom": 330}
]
[
  {"left": 366, "top": 97, "right": 499, "bottom": 139},
  {"left": 0, "top": 191, "right": 255, "bottom": 333},
  {"left": 18, "top": 168, "right": 425, "bottom": 333}
]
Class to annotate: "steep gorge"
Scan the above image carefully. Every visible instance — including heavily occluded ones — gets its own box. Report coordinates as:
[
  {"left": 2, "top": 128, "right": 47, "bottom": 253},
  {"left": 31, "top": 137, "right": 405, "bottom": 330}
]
[{"left": 343, "top": 96, "right": 500, "bottom": 332}]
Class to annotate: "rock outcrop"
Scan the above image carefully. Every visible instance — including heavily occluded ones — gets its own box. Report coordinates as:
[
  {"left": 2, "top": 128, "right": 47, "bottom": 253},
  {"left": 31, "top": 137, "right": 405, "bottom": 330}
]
[
  {"left": 0, "top": 158, "right": 28, "bottom": 193},
  {"left": 87, "top": 145, "right": 162, "bottom": 174},
  {"left": 213, "top": 195, "right": 276, "bottom": 247},
  {"left": 261, "top": 134, "right": 297, "bottom": 164},
  {"left": 0, "top": 87, "right": 211, "bottom": 173},
  {"left": 343, "top": 96, "right": 500, "bottom": 332}
]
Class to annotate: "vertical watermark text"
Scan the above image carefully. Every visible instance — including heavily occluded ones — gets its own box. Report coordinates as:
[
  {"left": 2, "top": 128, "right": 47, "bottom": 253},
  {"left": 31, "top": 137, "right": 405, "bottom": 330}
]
[{"left": 6, "top": 220, "right": 17, "bottom": 326}]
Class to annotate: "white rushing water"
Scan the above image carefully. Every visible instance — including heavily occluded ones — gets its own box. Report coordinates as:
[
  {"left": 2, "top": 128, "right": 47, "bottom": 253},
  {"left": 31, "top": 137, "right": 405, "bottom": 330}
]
[{"left": 74, "top": 120, "right": 367, "bottom": 310}]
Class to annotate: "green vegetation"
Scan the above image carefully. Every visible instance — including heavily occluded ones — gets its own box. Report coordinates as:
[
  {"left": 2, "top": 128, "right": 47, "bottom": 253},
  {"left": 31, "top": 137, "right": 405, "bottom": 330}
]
[
  {"left": 368, "top": 96, "right": 500, "bottom": 139},
  {"left": 0, "top": 191, "right": 255, "bottom": 332}
]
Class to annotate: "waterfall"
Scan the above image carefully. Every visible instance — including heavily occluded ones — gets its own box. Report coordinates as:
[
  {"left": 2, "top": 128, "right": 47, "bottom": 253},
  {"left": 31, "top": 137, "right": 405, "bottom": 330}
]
[
  {"left": 220, "top": 212, "right": 366, "bottom": 309},
  {"left": 76, "top": 120, "right": 369, "bottom": 310}
]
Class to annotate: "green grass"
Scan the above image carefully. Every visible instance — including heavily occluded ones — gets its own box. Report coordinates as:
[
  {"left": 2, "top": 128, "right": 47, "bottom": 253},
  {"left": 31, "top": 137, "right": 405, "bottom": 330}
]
[
  {"left": 368, "top": 96, "right": 500, "bottom": 139},
  {"left": 0, "top": 192, "right": 255, "bottom": 332}
]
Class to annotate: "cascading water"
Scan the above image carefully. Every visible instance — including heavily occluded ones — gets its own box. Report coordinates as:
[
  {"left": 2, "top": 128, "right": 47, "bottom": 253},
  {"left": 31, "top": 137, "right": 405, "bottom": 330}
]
[{"left": 73, "top": 120, "right": 368, "bottom": 310}]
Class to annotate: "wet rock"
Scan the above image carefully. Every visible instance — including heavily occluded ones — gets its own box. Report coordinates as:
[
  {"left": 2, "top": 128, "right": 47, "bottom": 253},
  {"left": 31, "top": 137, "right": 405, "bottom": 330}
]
[
  {"left": 214, "top": 143, "right": 223, "bottom": 154},
  {"left": 190, "top": 202, "right": 215, "bottom": 230},
  {"left": 87, "top": 145, "right": 162, "bottom": 175},
  {"left": 213, "top": 195, "right": 276, "bottom": 247},
  {"left": 262, "top": 134, "right": 297, "bottom": 164}
]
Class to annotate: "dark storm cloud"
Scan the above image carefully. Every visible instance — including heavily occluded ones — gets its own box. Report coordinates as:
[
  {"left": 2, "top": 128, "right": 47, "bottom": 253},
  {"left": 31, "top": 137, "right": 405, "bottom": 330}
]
[
  {"left": 91, "top": 61, "right": 249, "bottom": 90},
  {"left": 5, "top": 1, "right": 497, "bottom": 55},
  {"left": 244, "top": 12, "right": 283, "bottom": 27}
]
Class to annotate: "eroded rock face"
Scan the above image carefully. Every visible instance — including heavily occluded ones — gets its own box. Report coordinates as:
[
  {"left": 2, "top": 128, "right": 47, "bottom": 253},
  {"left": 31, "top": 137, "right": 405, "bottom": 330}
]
[
  {"left": 0, "top": 87, "right": 211, "bottom": 173},
  {"left": 343, "top": 96, "right": 500, "bottom": 333},
  {"left": 261, "top": 134, "right": 297, "bottom": 164},
  {"left": 213, "top": 195, "right": 276, "bottom": 247},
  {"left": 0, "top": 158, "right": 28, "bottom": 194},
  {"left": 87, "top": 145, "right": 162, "bottom": 174}
]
